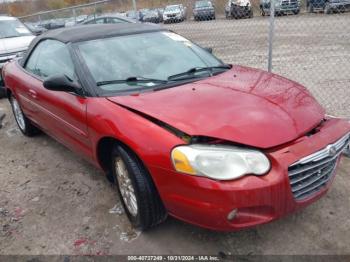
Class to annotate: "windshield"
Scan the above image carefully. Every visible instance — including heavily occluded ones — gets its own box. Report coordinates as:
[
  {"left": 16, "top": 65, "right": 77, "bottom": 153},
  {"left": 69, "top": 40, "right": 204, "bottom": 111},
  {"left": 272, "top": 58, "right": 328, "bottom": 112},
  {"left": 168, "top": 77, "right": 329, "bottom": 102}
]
[
  {"left": 165, "top": 6, "right": 181, "bottom": 12},
  {"left": 195, "top": 1, "right": 213, "bottom": 8},
  {"left": 0, "top": 19, "right": 32, "bottom": 39},
  {"left": 77, "top": 31, "right": 224, "bottom": 94}
]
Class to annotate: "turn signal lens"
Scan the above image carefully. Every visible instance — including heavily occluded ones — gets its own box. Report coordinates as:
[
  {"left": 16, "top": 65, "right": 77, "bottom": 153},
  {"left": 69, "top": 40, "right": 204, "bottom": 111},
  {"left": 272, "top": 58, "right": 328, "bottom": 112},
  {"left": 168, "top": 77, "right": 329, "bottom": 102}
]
[{"left": 171, "top": 148, "right": 197, "bottom": 175}]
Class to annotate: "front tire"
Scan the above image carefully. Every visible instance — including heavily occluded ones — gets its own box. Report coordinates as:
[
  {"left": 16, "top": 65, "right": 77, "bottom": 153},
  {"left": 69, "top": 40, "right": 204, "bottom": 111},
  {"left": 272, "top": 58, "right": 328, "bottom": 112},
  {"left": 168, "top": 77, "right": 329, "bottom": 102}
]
[
  {"left": 112, "top": 144, "right": 167, "bottom": 230},
  {"left": 10, "top": 95, "right": 39, "bottom": 136}
]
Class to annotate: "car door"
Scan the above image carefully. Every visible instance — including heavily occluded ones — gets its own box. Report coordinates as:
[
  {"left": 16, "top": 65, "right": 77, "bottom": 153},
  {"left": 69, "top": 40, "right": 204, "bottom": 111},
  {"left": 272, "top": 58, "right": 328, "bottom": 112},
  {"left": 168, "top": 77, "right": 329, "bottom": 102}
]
[
  {"left": 15, "top": 41, "right": 43, "bottom": 123},
  {"left": 23, "top": 39, "right": 93, "bottom": 159}
]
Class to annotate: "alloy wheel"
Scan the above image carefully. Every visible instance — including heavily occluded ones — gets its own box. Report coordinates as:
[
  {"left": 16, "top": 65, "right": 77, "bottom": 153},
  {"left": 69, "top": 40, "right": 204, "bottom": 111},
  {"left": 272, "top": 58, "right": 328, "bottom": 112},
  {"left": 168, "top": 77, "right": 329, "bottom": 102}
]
[
  {"left": 115, "top": 157, "right": 138, "bottom": 217},
  {"left": 12, "top": 97, "right": 26, "bottom": 131}
]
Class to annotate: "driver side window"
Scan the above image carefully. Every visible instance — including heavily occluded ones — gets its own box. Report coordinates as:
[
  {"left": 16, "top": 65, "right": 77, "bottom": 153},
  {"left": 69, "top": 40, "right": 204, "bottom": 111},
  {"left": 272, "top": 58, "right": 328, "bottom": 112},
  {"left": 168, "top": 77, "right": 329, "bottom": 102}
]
[{"left": 25, "top": 40, "right": 76, "bottom": 80}]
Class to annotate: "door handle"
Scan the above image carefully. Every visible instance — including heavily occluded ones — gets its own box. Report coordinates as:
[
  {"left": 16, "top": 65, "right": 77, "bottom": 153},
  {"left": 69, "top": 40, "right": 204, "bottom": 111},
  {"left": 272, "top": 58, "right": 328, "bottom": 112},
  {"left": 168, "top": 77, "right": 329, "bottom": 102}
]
[{"left": 28, "top": 89, "right": 37, "bottom": 99}]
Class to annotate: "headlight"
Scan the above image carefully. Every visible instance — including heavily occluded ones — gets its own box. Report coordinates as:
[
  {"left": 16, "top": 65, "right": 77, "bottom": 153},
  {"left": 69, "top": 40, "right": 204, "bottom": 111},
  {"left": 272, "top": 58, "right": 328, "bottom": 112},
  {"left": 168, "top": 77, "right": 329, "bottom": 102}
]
[{"left": 171, "top": 145, "right": 270, "bottom": 180}]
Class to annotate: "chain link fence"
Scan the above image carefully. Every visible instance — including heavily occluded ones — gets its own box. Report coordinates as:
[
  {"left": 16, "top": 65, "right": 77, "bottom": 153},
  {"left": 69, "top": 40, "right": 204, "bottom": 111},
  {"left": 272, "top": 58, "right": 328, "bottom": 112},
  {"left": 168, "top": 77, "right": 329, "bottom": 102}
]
[{"left": 19, "top": 0, "right": 350, "bottom": 117}]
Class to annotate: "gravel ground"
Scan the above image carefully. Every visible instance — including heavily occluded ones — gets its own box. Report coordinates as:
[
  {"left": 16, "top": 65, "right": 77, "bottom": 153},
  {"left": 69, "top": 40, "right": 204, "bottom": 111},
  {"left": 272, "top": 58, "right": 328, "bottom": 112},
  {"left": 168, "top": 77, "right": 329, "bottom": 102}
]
[
  {"left": 166, "top": 12, "right": 350, "bottom": 118},
  {"left": 0, "top": 99, "right": 350, "bottom": 255},
  {"left": 1, "top": 13, "right": 350, "bottom": 256}
]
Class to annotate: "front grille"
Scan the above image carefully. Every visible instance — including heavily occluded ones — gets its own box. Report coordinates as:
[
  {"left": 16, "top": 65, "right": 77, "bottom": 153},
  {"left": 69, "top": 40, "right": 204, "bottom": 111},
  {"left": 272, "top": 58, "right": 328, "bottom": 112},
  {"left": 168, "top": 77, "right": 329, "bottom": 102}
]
[
  {"left": 281, "top": 0, "right": 298, "bottom": 6},
  {"left": 288, "top": 133, "right": 350, "bottom": 201}
]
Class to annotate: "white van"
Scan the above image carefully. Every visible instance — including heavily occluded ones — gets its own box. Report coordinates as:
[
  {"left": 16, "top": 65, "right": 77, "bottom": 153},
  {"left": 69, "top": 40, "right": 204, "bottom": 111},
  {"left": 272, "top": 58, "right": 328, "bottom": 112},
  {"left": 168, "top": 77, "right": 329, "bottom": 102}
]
[{"left": 0, "top": 16, "right": 35, "bottom": 97}]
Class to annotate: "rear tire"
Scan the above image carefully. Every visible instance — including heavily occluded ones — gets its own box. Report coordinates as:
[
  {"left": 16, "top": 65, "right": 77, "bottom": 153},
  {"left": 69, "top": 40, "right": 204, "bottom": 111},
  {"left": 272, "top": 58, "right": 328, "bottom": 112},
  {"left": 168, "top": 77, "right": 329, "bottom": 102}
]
[
  {"left": 111, "top": 144, "right": 167, "bottom": 230},
  {"left": 10, "top": 95, "right": 40, "bottom": 137}
]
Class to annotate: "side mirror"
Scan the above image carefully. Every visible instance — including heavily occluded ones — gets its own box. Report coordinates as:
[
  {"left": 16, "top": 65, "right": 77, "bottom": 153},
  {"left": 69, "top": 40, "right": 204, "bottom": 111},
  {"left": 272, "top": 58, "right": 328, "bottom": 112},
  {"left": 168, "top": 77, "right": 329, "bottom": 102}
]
[
  {"left": 204, "top": 47, "right": 213, "bottom": 53},
  {"left": 43, "top": 74, "right": 82, "bottom": 94}
]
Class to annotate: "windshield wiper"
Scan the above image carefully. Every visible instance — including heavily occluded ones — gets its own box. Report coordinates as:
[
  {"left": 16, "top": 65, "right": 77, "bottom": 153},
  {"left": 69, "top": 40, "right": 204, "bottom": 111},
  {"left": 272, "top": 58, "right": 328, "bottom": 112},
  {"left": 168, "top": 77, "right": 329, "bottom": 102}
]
[
  {"left": 167, "top": 65, "right": 232, "bottom": 81},
  {"left": 96, "top": 76, "right": 168, "bottom": 86}
]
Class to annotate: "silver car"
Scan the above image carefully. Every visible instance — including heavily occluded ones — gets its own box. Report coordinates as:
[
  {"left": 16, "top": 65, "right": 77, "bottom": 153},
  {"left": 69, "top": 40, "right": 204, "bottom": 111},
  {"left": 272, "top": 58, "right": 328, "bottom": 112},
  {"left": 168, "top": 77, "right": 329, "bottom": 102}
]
[
  {"left": 0, "top": 16, "right": 35, "bottom": 97},
  {"left": 163, "top": 4, "right": 187, "bottom": 23}
]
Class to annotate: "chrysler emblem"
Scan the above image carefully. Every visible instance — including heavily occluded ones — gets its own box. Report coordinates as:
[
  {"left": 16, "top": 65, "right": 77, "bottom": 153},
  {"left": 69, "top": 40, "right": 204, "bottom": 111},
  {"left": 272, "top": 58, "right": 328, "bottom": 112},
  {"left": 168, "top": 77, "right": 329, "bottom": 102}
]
[{"left": 327, "top": 145, "right": 337, "bottom": 157}]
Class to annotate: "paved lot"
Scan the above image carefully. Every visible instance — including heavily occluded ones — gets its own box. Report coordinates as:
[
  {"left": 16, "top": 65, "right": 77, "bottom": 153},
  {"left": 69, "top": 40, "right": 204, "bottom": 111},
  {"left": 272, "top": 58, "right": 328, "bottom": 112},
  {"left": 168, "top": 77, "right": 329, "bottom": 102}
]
[{"left": 1, "top": 13, "right": 350, "bottom": 256}]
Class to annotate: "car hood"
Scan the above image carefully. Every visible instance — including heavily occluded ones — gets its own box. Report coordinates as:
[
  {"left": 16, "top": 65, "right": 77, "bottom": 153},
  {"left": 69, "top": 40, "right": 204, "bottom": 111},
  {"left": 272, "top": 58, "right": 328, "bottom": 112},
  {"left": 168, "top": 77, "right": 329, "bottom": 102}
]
[
  {"left": 107, "top": 66, "right": 325, "bottom": 149},
  {"left": 0, "top": 35, "right": 35, "bottom": 55}
]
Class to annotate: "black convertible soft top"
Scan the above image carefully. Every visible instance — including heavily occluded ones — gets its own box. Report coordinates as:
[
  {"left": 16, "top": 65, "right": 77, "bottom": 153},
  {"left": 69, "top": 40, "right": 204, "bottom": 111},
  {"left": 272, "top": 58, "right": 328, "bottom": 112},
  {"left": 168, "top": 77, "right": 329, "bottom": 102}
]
[
  {"left": 21, "top": 23, "right": 166, "bottom": 66},
  {"left": 34, "top": 23, "right": 165, "bottom": 44}
]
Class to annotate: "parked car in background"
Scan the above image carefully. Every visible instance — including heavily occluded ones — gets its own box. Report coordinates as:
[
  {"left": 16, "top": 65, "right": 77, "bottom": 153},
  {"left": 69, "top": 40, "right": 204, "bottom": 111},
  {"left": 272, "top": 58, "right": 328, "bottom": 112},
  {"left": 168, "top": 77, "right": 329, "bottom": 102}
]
[
  {"left": 126, "top": 10, "right": 141, "bottom": 21},
  {"left": 65, "top": 15, "right": 89, "bottom": 27},
  {"left": 3, "top": 23, "right": 350, "bottom": 231},
  {"left": 307, "top": 0, "right": 350, "bottom": 13},
  {"left": 157, "top": 8, "right": 165, "bottom": 19},
  {"left": 193, "top": 0, "right": 216, "bottom": 20},
  {"left": 260, "top": 0, "right": 300, "bottom": 15},
  {"left": 25, "top": 22, "right": 47, "bottom": 36},
  {"left": 139, "top": 9, "right": 150, "bottom": 22},
  {"left": 64, "top": 17, "right": 76, "bottom": 27},
  {"left": 163, "top": 4, "right": 187, "bottom": 23},
  {"left": 0, "top": 16, "right": 35, "bottom": 98},
  {"left": 41, "top": 19, "right": 65, "bottom": 30},
  {"left": 225, "top": 0, "right": 253, "bottom": 19},
  {"left": 82, "top": 14, "right": 136, "bottom": 25},
  {"left": 142, "top": 9, "right": 163, "bottom": 23}
]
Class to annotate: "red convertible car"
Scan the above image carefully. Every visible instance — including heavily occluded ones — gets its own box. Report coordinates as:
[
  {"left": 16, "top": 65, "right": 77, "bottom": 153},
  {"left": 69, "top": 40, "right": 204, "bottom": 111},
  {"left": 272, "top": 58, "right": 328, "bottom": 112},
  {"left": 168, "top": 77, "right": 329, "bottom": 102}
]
[{"left": 2, "top": 24, "right": 350, "bottom": 231}]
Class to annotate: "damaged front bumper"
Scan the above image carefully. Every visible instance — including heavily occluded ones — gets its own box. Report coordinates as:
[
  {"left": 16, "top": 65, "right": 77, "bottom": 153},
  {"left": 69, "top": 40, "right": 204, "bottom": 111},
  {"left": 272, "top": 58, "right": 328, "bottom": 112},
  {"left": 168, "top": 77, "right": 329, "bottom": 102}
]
[{"left": 152, "top": 118, "right": 350, "bottom": 231}]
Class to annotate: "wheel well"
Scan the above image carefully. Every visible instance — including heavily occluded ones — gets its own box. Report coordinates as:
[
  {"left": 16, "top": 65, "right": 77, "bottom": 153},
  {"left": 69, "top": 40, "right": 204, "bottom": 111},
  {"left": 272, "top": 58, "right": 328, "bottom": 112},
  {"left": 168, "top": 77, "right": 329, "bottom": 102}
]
[
  {"left": 96, "top": 137, "right": 152, "bottom": 185},
  {"left": 96, "top": 137, "right": 117, "bottom": 182}
]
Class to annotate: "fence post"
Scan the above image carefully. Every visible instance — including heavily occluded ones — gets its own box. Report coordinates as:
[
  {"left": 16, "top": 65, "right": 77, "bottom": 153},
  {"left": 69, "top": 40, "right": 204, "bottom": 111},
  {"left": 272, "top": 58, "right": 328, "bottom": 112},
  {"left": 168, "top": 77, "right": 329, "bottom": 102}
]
[
  {"left": 132, "top": 0, "right": 137, "bottom": 11},
  {"left": 73, "top": 8, "right": 77, "bottom": 24},
  {"left": 268, "top": 0, "right": 275, "bottom": 72}
]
